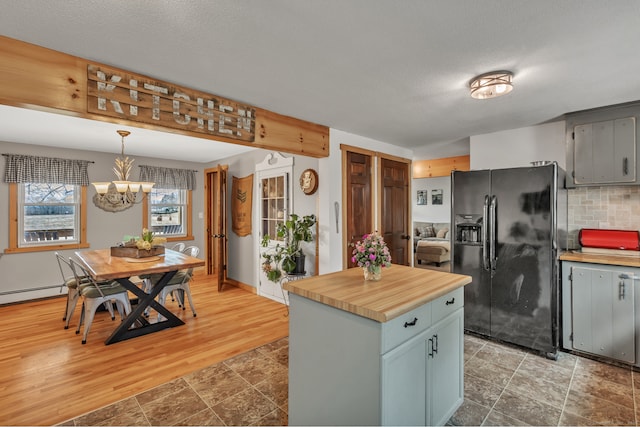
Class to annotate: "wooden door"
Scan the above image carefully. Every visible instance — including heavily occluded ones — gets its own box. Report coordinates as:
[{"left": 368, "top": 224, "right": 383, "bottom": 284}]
[
  {"left": 380, "top": 157, "right": 410, "bottom": 266},
  {"left": 205, "top": 165, "right": 228, "bottom": 291},
  {"left": 344, "top": 151, "right": 373, "bottom": 268}
]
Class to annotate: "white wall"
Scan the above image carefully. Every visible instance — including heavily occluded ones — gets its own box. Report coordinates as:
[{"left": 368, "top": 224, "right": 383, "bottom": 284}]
[
  {"left": 317, "top": 129, "right": 414, "bottom": 275},
  {"left": 412, "top": 176, "right": 451, "bottom": 223},
  {"left": 470, "top": 121, "right": 566, "bottom": 170},
  {"left": 215, "top": 149, "right": 319, "bottom": 288}
]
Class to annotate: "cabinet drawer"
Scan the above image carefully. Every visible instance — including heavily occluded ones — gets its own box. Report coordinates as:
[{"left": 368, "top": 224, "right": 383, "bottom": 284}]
[
  {"left": 432, "top": 287, "right": 463, "bottom": 324},
  {"left": 381, "top": 302, "right": 432, "bottom": 353}
]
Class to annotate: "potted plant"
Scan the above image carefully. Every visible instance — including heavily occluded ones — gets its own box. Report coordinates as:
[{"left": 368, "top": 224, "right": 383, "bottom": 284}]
[{"left": 261, "top": 213, "right": 317, "bottom": 282}]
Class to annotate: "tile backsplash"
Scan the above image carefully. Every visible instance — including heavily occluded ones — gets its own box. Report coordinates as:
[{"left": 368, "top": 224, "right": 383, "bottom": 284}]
[{"left": 567, "top": 186, "right": 640, "bottom": 249}]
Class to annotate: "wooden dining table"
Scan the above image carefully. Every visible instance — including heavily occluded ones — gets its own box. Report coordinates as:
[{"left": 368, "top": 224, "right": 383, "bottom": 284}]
[{"left": 74, "top": 248, "right": 205, "bottom": 345}]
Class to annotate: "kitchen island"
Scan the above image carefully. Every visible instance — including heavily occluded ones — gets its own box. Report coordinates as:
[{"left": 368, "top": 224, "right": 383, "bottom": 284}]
[{"left": 283, "top": 265, "right": 472, "bottom": 426}]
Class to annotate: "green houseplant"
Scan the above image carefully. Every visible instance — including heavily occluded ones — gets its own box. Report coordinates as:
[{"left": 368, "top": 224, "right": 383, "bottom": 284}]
[{"left": 261, "top": 213, "right": 317, "bottom": 282}]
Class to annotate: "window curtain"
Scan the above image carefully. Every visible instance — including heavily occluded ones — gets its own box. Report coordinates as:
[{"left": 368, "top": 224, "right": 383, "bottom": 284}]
[
  {"left": 139, "top": 165, "right": 197, "bottom": 190},
  {"left": 3, "top": 154, "right": 91, "bottom": 185}
]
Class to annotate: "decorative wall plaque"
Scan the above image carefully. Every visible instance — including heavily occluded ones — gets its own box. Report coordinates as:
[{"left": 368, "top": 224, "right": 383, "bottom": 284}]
[{"left": 299, "top": 169, "right": 318, "bottom": 195}]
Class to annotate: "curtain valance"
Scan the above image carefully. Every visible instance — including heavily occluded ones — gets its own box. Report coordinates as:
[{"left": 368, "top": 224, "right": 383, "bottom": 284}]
[
  {"left": 3, "top": 154, "right": 92, "bottom": 185},
  {"left": 139, "top": 165, "right": 197, "bottom": 190}
]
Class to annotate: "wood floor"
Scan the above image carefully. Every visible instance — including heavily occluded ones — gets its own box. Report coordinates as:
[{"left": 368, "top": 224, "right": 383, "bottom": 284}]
[{"left": 0, "top": 272, "right": 289, "bottom": 426}]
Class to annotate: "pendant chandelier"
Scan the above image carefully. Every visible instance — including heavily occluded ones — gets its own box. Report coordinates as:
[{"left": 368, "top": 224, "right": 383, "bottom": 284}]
[{"left": 91, "top": 130, "right": 155, "bottom": 212}]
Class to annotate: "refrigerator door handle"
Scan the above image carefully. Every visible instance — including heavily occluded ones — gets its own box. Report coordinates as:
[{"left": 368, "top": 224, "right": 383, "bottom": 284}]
[
  {"left": 482, "top": 195, "right": 490, "bottom": 270},
  {"left": 489, "top": 195, "right": 497, "bottom": 271}
]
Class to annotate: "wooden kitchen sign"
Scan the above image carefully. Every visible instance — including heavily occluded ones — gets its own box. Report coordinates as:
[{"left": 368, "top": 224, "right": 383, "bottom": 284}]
[
  {"left": 0, "top": 35, "right": 329, "bottom": 158},
  {"left": 87, "top": 64, "right": 255, "bottom": 142}
]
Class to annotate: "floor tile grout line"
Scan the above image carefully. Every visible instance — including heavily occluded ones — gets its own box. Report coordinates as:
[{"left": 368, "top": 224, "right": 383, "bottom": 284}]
[
  {"left": 223, "top": 350, "right": 290, "bottom": 419},
  {"left": 633, "top": 370, "right": 638, "bottom": 427},
  {"left": 132, "top": 394, "right": 152, "bottom": 427},
  {"left": 181, "top": 373, "right": 228, "bottom": 426},
  {"left": 480, "top": 352, "right": 527, "bottom": 426},
  {"left": 556, "top": 356, "right": 578, "bottom": 426},
  {"left": 207, "top": 347, "right": 289, "bottom": 424}
]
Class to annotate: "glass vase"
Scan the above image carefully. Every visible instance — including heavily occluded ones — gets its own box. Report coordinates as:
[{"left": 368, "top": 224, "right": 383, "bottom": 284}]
[{"left": 363, "top": 265, "right": 382, "bottom": 281}]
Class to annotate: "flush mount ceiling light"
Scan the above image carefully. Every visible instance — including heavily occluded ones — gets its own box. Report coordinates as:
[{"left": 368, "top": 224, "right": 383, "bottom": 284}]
[
  {"left": 469, "top": 71, "right": 513, "bottom": 99},
  {"left": 91, "top": 130, "right": 155, "bottom": 212}
]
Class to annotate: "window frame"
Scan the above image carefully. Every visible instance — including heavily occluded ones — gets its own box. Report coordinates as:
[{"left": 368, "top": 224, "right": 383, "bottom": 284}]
[
  {"left": 6, "top": 183, "right": 89, "bottom": 254},
  {"left": 142, "top": 189, "right": 194, "bottom": 242}
]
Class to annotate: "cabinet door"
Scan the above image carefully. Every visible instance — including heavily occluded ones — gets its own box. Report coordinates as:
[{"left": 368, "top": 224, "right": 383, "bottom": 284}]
[
  {"left": 381, "top": 330, "right": 428, "bottom": 426},
  {"left": 592, "top": 121, "right": 615, "bottom": 183},
  {"left": 614, "top": 117, "right": 636, "bottom": 183},
  {"left": 571, "top": 266, "right": 636, "bottom": 363},
  {"left": 573, "top": 123, "right": 594, "bottom": 184},
  {"left": 612, "top": 272, "right": 635, "bottom": 363},
  {"left": 591, "top": 270, "right": 613, "bottom": 357},
  {"left": 428, "top": 309, "right": 464, "bottom": 426},
  {"left": 571, "top": 267, "right": 593, "bottom": 353},
  {"left": 573, "top": 117, "right": 636, "bottom": 185}
]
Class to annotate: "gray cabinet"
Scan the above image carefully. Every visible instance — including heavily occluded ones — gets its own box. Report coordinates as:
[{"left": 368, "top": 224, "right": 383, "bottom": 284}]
[
  {"left": 573, "top": 117, "right": 636, "bottom": 184},
  {"left": 562, "top": 261, "right": 636, "bottom": 364},
  {"left": 289, "top": 287, "right": 464, "bottom": 426},
  {"left": 381, "top": 308, "right": 463, "bottom": 426},
  {"left": 566, "top": 103, "right": 640, "bottom": 187},
  {"left": 428, "top": 310, "right": 464, "bottom": 425}
]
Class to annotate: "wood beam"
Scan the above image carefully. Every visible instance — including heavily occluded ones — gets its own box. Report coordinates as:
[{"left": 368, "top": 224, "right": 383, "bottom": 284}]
[
  {"left": 412, "top": 155, "right": 470, "bottom": 178},
  {"left": 0, "top": 35, "right": 329, "bottom": 158}
]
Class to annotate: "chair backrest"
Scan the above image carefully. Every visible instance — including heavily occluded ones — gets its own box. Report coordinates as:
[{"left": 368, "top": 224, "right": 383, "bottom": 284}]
[
  {"left": 182, "top": 245, "right": 200, "bottom": 257},
  {"left": 69, "top": 258, "right": 107, "bottom": 299},
  {"left": 180, "top": 246, "right": 200, "bottom": 278},
  {"left": 170, "top": 242, "right": 186, "bottom": 252},
  {"left": 55, "top": 252, "right": 79, "bottom": 292}
]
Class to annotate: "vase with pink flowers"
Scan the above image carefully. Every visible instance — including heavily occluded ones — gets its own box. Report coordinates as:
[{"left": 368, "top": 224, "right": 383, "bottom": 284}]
[{"left": 350, "top": 231, "right": 392, "bottom": 281}]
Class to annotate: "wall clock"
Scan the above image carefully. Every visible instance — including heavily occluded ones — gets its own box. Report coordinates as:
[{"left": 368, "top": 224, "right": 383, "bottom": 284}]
[{"left": 299, "top": 168, "right": 319, "bottom": 195}]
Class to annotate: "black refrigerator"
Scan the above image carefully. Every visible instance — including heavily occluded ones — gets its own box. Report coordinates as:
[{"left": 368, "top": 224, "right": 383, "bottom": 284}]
[{"left": 451, "top": 163, "right": 567, "bottom": 358}]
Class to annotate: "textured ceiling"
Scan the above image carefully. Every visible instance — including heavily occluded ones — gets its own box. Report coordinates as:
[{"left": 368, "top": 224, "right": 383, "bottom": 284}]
[{"left": 1, "top": 0, "right": 640, "bottom": 161}]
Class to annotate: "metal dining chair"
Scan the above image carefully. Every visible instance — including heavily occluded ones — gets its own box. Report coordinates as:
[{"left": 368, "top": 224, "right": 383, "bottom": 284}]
[
  {"left": 144, "top": 245, "right": 200, "bottom": 321},
  {"left": 170, "top": 242, "right": 186, "bottom": 252},
  {"left": 69, "top": 258, "right": 132, "bottom": 344},
  {"left": 56, "top": 252, "right": 117, "bottom": 330},
  {"left": 138, "top": 242, "right": 187, "bottom": 313}
]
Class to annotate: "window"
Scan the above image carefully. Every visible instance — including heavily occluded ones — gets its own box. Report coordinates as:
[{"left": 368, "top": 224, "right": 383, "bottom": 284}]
[
  {"left": 148, "top": 188, "right": 189, "bottom": 238},
  {"left": 139, "top": 165, "right": 196, "bottom": 242},
  {"left": 4, "top": 154, "right": 90, "bottom": 254},
  {"left": 20, "top": 183, "right": 80, "bottom": 246}
]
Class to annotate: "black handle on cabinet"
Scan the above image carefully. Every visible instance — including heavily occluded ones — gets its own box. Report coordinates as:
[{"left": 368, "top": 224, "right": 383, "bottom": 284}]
[
  {"left": 428, "top": 338, "right": 434, "bottom": 358},
  {"left": 403, "top": 317, "right": 418, "bottom": 328},
  {"left": 445, "top": 297, "right": 455, "bottom": 305},
  {"left": 623, "top": 157, "right": 629, "bottom": 175},
  {"left": 432, "top": 334, "right": 438, "bottom": 355}
]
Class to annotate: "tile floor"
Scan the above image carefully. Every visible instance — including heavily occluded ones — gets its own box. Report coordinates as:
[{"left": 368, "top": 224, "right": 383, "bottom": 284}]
[
  {"left": 60, "top": 334, "right": 640, "bottom": 426},
  {"left": 60, "top": 338, "right": 290, "bottom": 426},
  {"left": 453, "top": 334, "right": 639, "bottom": 426}
]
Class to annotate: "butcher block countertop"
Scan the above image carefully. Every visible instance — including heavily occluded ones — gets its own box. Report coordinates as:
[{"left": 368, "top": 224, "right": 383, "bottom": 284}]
[
  {"left": 560, "top": 250, "right": 640, "bottom": 268},
  {"left": 283, "top": 265, "right": 471, "bottom": 323}
]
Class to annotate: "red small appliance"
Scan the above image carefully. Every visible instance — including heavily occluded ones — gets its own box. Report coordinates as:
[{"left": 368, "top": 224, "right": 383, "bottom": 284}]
[{"left": 578, "top": 228, "right": 640, "bottom": 251}]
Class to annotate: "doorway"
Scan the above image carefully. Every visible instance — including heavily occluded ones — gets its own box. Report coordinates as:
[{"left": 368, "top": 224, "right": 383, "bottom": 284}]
[
  {"left": 255, "top": 152, "right": 293, "bottom": 304},
  {"left": 341, "top": 145, "right": 411, "bottom": 268},
  {"left": 205, "top": 165, "right": 228, "bottom": 291},
  {"left": 380, "top": 156, "right": 411, "bottom": 266},
  {"left": 343, "top": 148, "right": 373, "bottom": 268}
]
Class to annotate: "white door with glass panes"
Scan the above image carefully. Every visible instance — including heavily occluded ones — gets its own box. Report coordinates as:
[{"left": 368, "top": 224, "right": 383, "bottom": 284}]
[{"left": 255, "top": 153, "right": 293, "bottom": 304}]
